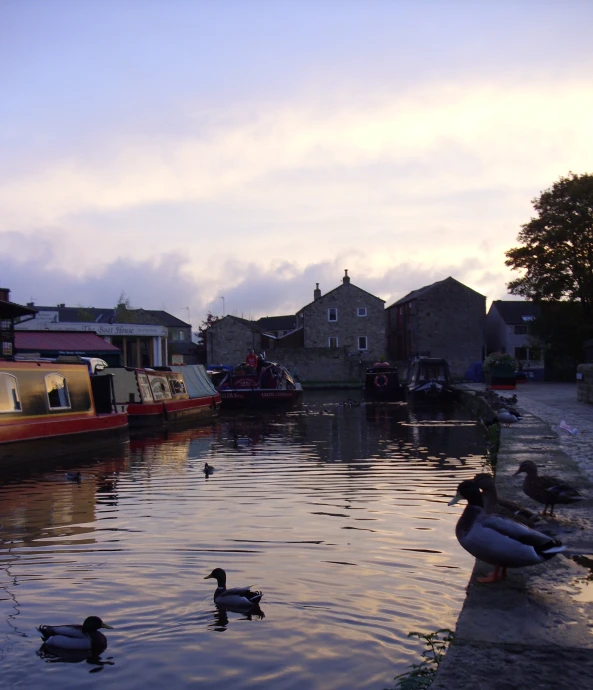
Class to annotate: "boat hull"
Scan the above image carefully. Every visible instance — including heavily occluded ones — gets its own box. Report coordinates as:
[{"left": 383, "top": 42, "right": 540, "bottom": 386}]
[
  {"left": 127, "top": 395, "right": 220, "bottom": 428},
  {"left": 219, "top": 388, "right": 303, "bottom": 408},
  {"left": 364, "top": 366, "right": 406, "bottom": 402}
]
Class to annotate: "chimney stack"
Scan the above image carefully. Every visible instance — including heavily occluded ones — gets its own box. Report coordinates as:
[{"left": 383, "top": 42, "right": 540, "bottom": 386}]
[
  {"left": 314, "top": 283, "right": 321, "bottom": 300},
  {"left": 0, "top": 287, "right": 10, "bottom": 302},
  {"left": 343, "top": 269, "right": 350, "bottom": 285}
]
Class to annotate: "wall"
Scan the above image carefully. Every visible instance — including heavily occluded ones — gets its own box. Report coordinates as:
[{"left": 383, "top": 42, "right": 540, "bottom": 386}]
[
  {"left": 301, "top": 283, "right": 386, "bottom": 359},
  {"left": 266, "top": 346, "right": 367, "bottom": 387},
  {"left": 413, "top": 280, "right": 485, "bottom": 379},
  {"left": 206, "top": 318, "right": 263, "bottom": 366}
]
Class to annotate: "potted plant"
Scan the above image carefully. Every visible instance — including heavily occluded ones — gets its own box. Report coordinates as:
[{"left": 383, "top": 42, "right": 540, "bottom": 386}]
[{"left": 482, "top": 352, "right": 518, "bottom": 390}]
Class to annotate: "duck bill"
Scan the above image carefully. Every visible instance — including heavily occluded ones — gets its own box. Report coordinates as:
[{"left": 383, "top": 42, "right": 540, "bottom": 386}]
[
  {"left": 204, "top": 574, "right": 213, "bottom": 579},
  {"left": 448, "top": 492, "right": 463, "bottom": 506},
  {"left": 101, "top": 623, "right": 114, "bottom": 629}
]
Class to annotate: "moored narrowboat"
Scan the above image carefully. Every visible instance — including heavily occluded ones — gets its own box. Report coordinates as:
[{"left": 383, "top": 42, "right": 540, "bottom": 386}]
[
  {"left": 99, "top": 364, "right": 221, "bottom": 428},
  {"left": 0, "top": 358, "right": 128, "bottom": 463},
  {"left": 405, "top": 356, "right": 458, "bottom": 400},
  {"left": 364, "top": 362, "right": 406, "bottom": 401},
  {"left": 213, "top": 360, "right": 303, "bottom": 408}
]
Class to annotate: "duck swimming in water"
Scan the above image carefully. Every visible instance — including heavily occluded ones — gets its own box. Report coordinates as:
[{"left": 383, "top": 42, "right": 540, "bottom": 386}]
[
  {"left": 204, "top": 462, "right": 214, "bottom": 476},
  {"left": 449, "top": 479, "right": 565, "bottom": 583},
  {"left": 38, "top": 616, "right": 113, "bottom": 651},
  {"left": 204, "top": 567, "right": 263, "bottom": 610}
]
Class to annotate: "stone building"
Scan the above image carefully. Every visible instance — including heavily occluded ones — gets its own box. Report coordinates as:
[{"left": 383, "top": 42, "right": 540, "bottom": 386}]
[
  {"left": 206, "top": 271, "right": 387, "bottom": 386},
  {"left": 486, "top": 300, "right": 545, "bottom": 381},
  {"left": 386, "top": 276, "right": 485, "bottom": 379}
]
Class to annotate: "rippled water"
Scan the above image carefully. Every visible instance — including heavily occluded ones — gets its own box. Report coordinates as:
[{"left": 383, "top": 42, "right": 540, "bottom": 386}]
[{"left": 0, "top": 392, "right": 486, "bottom": 689}]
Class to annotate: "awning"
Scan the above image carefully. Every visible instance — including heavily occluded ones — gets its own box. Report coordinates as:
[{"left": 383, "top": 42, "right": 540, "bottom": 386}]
[{"left": 15, "top": 330, "right": 121, "bottom": 353}]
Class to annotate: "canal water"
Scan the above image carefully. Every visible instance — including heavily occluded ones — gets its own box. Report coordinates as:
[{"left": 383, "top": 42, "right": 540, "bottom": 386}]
[{"left": 0, "top": 392, "right": 485, "bottom": 689}]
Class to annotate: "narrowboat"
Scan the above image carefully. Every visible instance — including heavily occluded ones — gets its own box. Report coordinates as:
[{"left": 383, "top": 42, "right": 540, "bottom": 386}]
[
  {"left": 212, "top": 360, "right": 303, "bottom": 408},
  {"left": 405, "top": 357, "right": 458, "bottom": 400},
  {"left": 363, "top": 362, "right": 406, "bottom": 401},
  {"left": 0, "top": 357, "right": 128, "bottom": 463},
  {"left": 99, "top": 364, "right": 221, "bottom": 428}
]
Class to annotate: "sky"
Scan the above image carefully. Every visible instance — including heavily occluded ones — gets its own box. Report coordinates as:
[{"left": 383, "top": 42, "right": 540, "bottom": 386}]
[{"left": 1, "top": 0, "right": 592, "bottom": 328}]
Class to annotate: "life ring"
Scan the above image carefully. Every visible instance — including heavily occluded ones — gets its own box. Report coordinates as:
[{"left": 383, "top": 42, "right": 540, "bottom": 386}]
[{"left": 374, "top": 374, "right": 388, "bottom": 388}]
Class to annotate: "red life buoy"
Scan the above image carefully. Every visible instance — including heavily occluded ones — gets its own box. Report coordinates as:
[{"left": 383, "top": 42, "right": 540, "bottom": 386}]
[{"left": 374, "top": 374, "right": 388, "bottom": 388}]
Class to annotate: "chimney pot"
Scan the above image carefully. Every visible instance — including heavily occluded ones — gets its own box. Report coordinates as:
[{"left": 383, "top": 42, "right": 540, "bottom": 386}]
[{"left": 343, "top": 269, "right": 350, "bottom": 284}]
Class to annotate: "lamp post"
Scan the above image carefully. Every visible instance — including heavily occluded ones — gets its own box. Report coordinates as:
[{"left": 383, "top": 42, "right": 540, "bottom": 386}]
[{"left": 219, "top": 296, "right": 225, "bottom": 316}]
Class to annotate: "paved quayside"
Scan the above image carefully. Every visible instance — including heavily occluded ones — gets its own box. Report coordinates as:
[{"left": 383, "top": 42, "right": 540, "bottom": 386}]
[{"left": 432, "top": 383, "right": 593, "bottom": 690}]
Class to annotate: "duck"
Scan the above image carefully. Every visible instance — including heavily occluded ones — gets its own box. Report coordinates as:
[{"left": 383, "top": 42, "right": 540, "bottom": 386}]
[
  {"left": 204, "top": 567, "right": 263, "bottom": 610},
  {"left": 65, "top": 472, "right": 81, "bottom": 482},
  {"left": 38, "top": 616, "right": 113, "bottom": 651},
  {"left": 514, "top": 460, "right": 585, "bottom": 516},
  {"left": 204, "top": 462, "right": 214, "bottom": 476},
  {"left": 472, "top": 473, "right": 541, "bottom": 527},
  {"left": 496, "top": 409, "right": 519, "bottom": 425},
  {"left": 449, "top": 479, "right": 565, "bottom": 583}
]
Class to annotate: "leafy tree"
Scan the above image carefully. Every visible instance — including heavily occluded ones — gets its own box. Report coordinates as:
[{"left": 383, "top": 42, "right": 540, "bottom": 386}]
[
  {"left": 195, "top": 312, "right": 222, "bottom": 363},
  {"left": 505, "top": 172, "right": 593, "bottom": 321}
]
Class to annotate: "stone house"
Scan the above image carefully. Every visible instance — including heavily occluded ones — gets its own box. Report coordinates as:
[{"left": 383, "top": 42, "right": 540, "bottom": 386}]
[
  {"left": 386, "top": 277, "right": 485, "bottom": 379},
  {"left": 206, "top": 271, "right": 387, "bottom": 386},
  {"left": 486, "top": 301, "right": 545, "bottom": 381}
]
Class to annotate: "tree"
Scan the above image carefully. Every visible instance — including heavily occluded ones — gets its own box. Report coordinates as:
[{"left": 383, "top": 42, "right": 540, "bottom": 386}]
[
  {"left": 195, "top": 312, "right": 221, "bottom": 363},
  {"left": 505, "top": 172, "right": 593, "bottom": 322}
]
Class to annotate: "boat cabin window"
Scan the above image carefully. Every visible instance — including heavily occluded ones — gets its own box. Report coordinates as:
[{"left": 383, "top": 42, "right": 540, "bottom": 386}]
[
  {"left": 0, "top": 373, "right": 21, "bottom": 413},
  {"left": 358, "top": 336, "right": 368, "bottom": 350},
  {"left": 169, "top": 378, "right": 187, "bottom": 395},
  {"left": 45, "top": 373, "right": 71, "bottom": 410},
  {"left": 328, "top": 337, "right": 339, "bottom": 348},
  {"left": 357, "top": 307, "right": 367, "bottom": 317},
  {"left": 328, "top": 308, "right": 338, "bottom": 322}
]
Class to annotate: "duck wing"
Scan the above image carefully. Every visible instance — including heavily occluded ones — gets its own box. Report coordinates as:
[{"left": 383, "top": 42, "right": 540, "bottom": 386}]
[
  {"left": 461, "top": 514, "right": 564, "bottom": 568},
  {"left": 541, "top": 477, "right": 582, "bottom": 500},
  {"left": 38, "top": 624, "right": 85, "bottom": 641},
  {"left": 216, "top": 586, "right": 263, "bottom": 607}
]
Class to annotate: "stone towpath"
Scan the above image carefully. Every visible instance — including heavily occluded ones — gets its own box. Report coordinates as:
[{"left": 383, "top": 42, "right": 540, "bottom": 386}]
[{"left": 432, "top": 382, "right": 593, "bottom": 690}]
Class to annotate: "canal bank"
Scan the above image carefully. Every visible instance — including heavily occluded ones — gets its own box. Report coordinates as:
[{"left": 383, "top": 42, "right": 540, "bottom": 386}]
[{"left": 433, "top": 382, "right": 593, "bottom": 690}]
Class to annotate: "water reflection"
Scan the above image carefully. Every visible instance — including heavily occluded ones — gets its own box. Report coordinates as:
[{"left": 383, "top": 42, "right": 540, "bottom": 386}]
[{"left": 0, "top": 396, "right": 486, "bottom": 689}]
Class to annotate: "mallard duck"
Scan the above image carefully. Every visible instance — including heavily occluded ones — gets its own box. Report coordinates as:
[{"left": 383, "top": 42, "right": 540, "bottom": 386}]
[
  {"left": 472, "top": 473, "right": 541, "bottom": 527},
  {"left": 496, "top": 409, "right": 518, "bottom": 424},
  {"left": 449, "top": 479, "right": 565, "bottom": 583},
  {"left": 514, "top": 460, "right": 585, "bottom": 516},
  {"left": 204, "top": 567, "right": 263, "bottom": 610},
  {"left": 204, "top": 462, "right": 214, "bottom": 476},
  {"left": 38, "top": 616, "right": 113, "bottom": 651}
]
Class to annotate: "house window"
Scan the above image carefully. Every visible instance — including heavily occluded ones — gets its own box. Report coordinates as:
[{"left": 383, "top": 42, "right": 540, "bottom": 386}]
[
  {"left": 358, "top": 336, "right": 368, "bottom": 350},
  {"left": 328, "top": 308, "right": 338, "bottom": 322},
  {"left": 0, "top": 373, "right": 21, "bottom": 413},
  {"left": 357, "top": 307, "right": 367, "bottom": 317},
  {"left": 328, "top": 337, "right": 339, "bottom": 348},
  {"left": 45, "top": 373, "right": 71, "bottom": 410}
]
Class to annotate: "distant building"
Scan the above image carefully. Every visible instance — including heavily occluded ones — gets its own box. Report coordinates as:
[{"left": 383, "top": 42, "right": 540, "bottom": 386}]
[
  {"left": 386, "top": 277, "right": 486, "bottom": 378},
  {"left": 0, "top": 287, "right": 37, "bottom": 359},
  {"left": 14, "top": 302, "right": 193, "bottom": 367},
  {"left": 486, "top": 301, "right": 545, "bottom": 380}
]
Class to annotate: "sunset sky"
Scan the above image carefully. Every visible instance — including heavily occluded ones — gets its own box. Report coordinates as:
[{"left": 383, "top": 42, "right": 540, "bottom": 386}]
[{"left": 1, "top": 0, "right": 592, "bottom": 327}]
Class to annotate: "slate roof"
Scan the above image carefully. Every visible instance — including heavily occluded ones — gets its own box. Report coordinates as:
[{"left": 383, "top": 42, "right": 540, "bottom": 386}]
[
  {"left": 0, "top": 300, "right": 37, "bottom": 319},
  {"left": 389, "top": 276, "right": 485, "bottom": 307},
  {"left": 489, "top": 300, "right": 542, "bottom": 324},
  {"left": 15, "top": 331, "right": 121, "bottom": 352},
  {"left": 24, "top": 305, "right": 189, "bottom": 327},
  {"left": 256, "top": 315, "right": 297, "bottom": 332}
]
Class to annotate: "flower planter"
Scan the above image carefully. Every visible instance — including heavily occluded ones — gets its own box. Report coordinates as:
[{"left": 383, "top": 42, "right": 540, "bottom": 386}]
[{"left": 486, "top": 365, "right": 516, "bottom": 390}]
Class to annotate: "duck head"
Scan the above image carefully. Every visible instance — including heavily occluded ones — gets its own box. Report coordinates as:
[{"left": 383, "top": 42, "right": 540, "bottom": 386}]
[
  {"left": 204, "top": 568, "right": 227, "bottom": 588},
  {"left": 448, "top": 480, "right": 484, "bottom": 507},
  {"left": 514, "top": 460, "right": 538, "bottom": 476},
  {"left": 82, "top": 616, "right": 113, "bottom": 633}
]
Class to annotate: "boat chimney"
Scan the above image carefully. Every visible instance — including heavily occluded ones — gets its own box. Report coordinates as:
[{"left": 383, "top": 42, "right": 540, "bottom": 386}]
[
  {"left": 314, "top": 283, "right": 321, "bottom": 300},
  {"left": 343, "top": 269, "right": 350, "bottom": 285},
  {"left": 0, "top": 287, "right": 10, "bottom": 302}
]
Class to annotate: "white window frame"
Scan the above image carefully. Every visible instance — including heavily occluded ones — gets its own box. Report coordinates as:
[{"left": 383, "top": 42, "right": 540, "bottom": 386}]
[
  {"left": 358, "top": 336, "right": 368, "bottom": 350},
  {"left": 357, "top": 307, "right": 367, "bottom": 317},
  {"left": 328, "top": 308, "right": 338, "bottom": 322},
  {"left": 328, "top": 337, "right": 339, "bottom": 348},
  {"left": 0, "top": 373, "right": 21, "bottom": 413}
]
